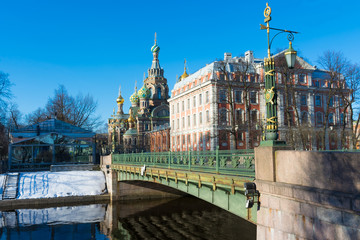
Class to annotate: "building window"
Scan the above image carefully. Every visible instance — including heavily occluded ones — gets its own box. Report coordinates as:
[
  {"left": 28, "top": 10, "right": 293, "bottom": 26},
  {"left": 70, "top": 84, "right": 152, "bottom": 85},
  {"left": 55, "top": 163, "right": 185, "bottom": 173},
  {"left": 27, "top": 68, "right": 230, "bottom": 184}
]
[
  {"left": 193, "top": 96, "right": 196, "bottom": 107},
  {"left": 193, "top": 114, "right": 196, "bottom": 126},
  {"left": 300, "top": 95, "right": 307, "bottom": 106},
  {"left": 237, "top": 132, "right": 243, "bottom": 141},
  {"left": 250, "top": 92, "right": 257, "bottom": 104},
  {"left": 329, "top": 96, "right": 334, "bottom": 107},
  {"left": 328, "top": 113, "right": 334, "bottom": 125},
  {"left": 314, "top": 81, "right": 320, "bottom": 88},
  {"left": 206, "top": 110, "right": 210, "bottom": 122},
  {"left": 172, "top": 120, "right": 174, "bottom": 128},
  {"left": 235, "top": 109, "right": 242, "bottom": 124},
  {"left": 235, "top": 90, "right": 242, "bottom": 103},
  {"left": 219, "top": 109, "right": 227, "bottom": 124},
  {"left": 316, "top": 112, "right": 323, "bottom": 125},
  {"left": 182, "top": 101, "right": 184, "bottom": 111},
  {"left": 157, "top": 87, "right": 162, "bottom": 99},
  {"left": 315, "top": 95, "right": 322, "bottom": 107},
  {"left": 219, "top": 90, "right": 227, "bottom": 102},
  {"left": 188, "top": 116, "right": 190, "bottom": 127},
  {"left": 172, "top": 105, "right": 174, "bottom": 114},
  {"left": 177, "top": 103, "right": 179, "bottom": 113},
  {"left": 340, "top": 113, "right": 345, "bottom": 125},
  {"left": 177, "top": 119, "right": 179, "bottom": 129},
  {"left": 199, "top": 112, "right": 202, "bottom": 124},
  {"left": 250, "top": 74, "right": 255, "bottom": 82},
  {"left": 301, "top": 112, "right": 308, "bottom": 124},
  {"left": 182, "top": 117, "right": 185, "bottom": 128},
  {"left": 187, "top": 98, "right": 190, "bottom": 109},
  {"left": 287, "top": 93, "right": 292, "bottom": 105},
  {"left": 299, "top": 74, "right": 306, "bottom": 84},
  {"left": 339, "top": 98, "right": 344, "bottom": 107},
  {"left": 193, "top": 133, "right": 197, "bottom": 145},
  {"left": 251, "top": 110, "right": 258, "bottom": 123},
  {"left": 199, "top": 94, "right": 202, "bottom": 105},
  {"left": 205, "top": 91, "right": 209, "bottom": 103}
]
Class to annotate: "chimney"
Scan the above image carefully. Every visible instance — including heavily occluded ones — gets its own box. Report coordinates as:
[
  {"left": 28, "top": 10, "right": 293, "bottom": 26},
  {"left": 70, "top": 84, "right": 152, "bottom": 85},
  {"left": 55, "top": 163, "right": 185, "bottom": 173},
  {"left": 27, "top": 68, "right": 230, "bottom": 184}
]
[
  {"left": 245, "top": 50, "right": 254, "bottom": 63},
  {"left": 224, "top": 52, "right": 232, "bottom": 61}
]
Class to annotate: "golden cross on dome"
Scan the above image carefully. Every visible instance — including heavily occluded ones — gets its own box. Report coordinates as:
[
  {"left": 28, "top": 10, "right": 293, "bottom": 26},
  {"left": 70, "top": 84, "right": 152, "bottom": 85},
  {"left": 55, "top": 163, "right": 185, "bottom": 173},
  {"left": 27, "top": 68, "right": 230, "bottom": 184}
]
[
  {"left": 118, "top": 85, "right": 121, "bottom": 96},
  {"left": 154, "top": 32, "right": 157, "bottom": 45}
]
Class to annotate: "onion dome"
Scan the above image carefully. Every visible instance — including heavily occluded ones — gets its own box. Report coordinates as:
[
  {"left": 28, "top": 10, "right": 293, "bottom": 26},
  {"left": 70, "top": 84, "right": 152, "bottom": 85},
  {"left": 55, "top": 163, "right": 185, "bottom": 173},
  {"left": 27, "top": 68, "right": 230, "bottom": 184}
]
[
  {"left": 130, "top": 86, "right": 139, "bottom": 104},
  {"left": 138, "top": 84, "right": 151, "bottom": 99},
  {"left": 116, "top": 85, "right": 124, "bottom": 104},
  {"left": 151, "top": 44, "right": 160, "bottom": 53}
]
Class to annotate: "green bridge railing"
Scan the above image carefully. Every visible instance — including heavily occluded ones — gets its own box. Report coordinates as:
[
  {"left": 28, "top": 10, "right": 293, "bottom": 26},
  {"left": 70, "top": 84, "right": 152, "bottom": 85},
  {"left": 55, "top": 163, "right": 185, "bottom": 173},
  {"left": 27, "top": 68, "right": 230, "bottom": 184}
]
[{"left": 112, "top": 148, "right": 255, "bottom": 178}]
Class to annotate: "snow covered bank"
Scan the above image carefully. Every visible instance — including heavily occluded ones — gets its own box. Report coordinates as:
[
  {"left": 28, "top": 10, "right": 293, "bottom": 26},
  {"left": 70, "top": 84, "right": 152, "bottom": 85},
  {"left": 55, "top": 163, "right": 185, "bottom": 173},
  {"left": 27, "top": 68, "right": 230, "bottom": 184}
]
[{"left": 17, "top": 171, "right": 106, "bottom": 199}]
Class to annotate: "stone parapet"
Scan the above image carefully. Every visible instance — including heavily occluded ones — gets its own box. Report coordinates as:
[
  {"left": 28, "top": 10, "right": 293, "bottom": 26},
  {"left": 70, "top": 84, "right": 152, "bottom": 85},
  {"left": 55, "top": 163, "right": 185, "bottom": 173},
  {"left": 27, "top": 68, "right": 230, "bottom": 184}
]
[{"left": 255, "top": 147, "right": 360, "bottom": 239}]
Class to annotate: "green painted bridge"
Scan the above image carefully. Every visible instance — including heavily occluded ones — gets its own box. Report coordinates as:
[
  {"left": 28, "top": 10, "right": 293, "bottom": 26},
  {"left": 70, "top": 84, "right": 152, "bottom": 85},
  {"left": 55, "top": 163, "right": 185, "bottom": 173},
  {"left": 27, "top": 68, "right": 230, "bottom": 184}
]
[{"left": 111, "top": 148, "right": 258, "bottom": 223}]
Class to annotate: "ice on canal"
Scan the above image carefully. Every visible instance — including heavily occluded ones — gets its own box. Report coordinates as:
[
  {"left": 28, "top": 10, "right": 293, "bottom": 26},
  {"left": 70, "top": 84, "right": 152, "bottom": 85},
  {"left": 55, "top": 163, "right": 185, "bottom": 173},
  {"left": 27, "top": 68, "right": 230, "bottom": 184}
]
[{"left": 16, "top": 171, "right": 106, "bottom": 199}]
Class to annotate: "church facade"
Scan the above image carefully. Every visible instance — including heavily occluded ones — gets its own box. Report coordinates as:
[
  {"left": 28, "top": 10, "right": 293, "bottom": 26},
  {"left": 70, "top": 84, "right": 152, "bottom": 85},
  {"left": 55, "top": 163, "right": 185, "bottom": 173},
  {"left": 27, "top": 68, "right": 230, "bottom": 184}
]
[{"left": 108, "top": 37, "right": 170, "bottom": 153}]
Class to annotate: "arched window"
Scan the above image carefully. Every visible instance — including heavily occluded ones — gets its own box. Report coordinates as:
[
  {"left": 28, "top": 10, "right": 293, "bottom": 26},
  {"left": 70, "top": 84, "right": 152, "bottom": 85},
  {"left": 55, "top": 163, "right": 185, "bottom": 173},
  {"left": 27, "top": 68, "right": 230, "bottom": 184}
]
[
  {"left": 134, "top": 138, "right": 137, "bottom": 145},
  {"left": 129, "top": 138, "right": 131, "bottom": 145},
  {"left": 157, "top": 87, "right": 162, "bottom": 99}
]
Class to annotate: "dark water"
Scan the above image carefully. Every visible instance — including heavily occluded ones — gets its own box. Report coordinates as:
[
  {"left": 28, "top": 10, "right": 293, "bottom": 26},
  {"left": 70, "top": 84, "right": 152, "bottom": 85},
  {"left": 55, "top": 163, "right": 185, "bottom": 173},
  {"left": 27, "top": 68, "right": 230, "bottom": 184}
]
[{"left": 0, "top": 196, "right": 256, "bottom": 240}]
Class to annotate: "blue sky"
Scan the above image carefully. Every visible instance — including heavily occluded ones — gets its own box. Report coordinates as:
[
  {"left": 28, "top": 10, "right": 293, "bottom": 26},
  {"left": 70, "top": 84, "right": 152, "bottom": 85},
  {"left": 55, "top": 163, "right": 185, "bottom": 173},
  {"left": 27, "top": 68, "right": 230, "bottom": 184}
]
[{"left": 0, "top": 0, "right": 359, "bottom": 129}]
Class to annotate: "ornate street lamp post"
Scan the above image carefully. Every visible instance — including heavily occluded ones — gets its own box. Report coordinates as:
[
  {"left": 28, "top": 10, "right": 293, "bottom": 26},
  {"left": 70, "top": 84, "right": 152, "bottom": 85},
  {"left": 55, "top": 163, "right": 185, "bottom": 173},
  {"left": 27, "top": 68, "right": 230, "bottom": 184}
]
[{"left": 260, "top": 3, "right": 298, "bottom": 145}]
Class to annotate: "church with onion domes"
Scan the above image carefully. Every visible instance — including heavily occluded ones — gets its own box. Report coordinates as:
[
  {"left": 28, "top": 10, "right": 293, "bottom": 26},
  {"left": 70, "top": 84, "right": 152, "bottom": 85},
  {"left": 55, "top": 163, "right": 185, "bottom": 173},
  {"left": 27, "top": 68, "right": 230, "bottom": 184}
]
[{"left": 108, "top": 34, "right": 170, "bottom": 153}]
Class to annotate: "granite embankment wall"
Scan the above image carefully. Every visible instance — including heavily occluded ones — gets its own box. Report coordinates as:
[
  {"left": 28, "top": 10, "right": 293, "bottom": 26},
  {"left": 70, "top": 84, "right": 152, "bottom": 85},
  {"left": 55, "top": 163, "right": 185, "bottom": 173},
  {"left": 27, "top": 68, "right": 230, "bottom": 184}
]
[
  {"left": 255, "top": 148, "right": 360, "bottom": 239},
  {"left": 0, "top": 194, "right": 110, "bottom": 211}
]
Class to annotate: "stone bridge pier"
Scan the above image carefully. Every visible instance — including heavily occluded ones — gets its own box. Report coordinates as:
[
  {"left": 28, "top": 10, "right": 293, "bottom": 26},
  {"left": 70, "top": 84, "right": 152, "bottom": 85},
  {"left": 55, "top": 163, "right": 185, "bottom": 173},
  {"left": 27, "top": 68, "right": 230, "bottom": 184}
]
[{"left": 255, "top": 147, "right": 360, "bottom": 239}]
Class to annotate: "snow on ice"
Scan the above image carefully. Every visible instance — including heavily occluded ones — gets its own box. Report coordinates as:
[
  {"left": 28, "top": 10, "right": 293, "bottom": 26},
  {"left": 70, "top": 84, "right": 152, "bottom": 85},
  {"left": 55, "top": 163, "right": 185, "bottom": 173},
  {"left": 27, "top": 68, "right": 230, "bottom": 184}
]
[{"left": 17, "top": 171, "right": 106, "bottom": 199}]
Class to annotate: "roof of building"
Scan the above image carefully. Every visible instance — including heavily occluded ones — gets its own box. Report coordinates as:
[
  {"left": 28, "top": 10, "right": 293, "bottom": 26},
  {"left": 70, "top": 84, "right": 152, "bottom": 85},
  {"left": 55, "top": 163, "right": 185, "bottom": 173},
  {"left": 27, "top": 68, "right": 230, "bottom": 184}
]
[
  {"left": 11, "top": 118, "right": 95, "bottom": 140},
  {"left": 124, "top": 128, "right": 138, "bottom": 136}
]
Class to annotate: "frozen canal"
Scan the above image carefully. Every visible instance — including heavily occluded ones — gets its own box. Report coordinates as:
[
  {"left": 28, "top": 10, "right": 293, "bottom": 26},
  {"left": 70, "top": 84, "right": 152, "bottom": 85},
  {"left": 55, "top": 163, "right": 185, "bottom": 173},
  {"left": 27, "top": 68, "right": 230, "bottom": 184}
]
[
  {"left": 0, "top": 197, "right": 256, "bottom": 240},
  {"left": 0, "top": 171, "right": 106, "bottom": 199}
]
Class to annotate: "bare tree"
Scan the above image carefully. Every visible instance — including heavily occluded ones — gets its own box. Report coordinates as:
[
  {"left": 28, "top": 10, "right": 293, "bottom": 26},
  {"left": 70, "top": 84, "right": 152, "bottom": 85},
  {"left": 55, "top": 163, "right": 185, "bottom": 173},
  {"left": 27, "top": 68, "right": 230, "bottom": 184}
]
[
  {"left": 0, "top": 71, "right": 12, "bottom": 108},
  {"left": 216, "top": 57, "right": 260, "bottom": 149},
  {"left": 341, "top": 63, "right": 360, "bottom": 149},
  {"left": 317, "top": 51, "right": 349, "bottom": 149},
  {"left": 27, "top": 85, "right": 101, "bottom": 130},
  {"left": 274, "top": 53, "right": 310, "bottom": 150},
  {"left": 25, "top": 107, "right": 48, "bottom": 124}
]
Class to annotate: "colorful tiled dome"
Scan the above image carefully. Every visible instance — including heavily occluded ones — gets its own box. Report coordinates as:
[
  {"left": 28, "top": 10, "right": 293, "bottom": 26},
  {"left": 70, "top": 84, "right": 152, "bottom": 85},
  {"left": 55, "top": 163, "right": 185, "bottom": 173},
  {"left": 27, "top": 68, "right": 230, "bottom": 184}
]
[
  {"left": 138, "top": 84, "right": 151, "bottom": 99},
  {"left": 130, "top": 87, "right": 139, "bottom": 104},
  {"left": 151, "top": 44, "right": 160, "bottom": 53}
]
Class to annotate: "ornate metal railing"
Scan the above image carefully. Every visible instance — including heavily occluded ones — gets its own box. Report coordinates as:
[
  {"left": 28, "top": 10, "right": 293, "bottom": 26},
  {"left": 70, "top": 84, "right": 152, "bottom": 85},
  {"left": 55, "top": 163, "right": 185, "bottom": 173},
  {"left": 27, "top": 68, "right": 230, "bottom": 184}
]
[{"left": 112, "top": 148, "right": 255, "bottom": 177}]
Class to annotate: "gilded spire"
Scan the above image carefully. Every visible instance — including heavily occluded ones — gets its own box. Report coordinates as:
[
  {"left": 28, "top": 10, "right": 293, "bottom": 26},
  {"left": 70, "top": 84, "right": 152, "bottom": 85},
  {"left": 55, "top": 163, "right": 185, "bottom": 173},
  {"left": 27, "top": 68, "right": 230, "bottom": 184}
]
[
  {"left": 116, "top": 84, "right": 124, "bottom": 104},
  {"left": 180, "top": 58, "right": 189, "bottom": 80}
]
